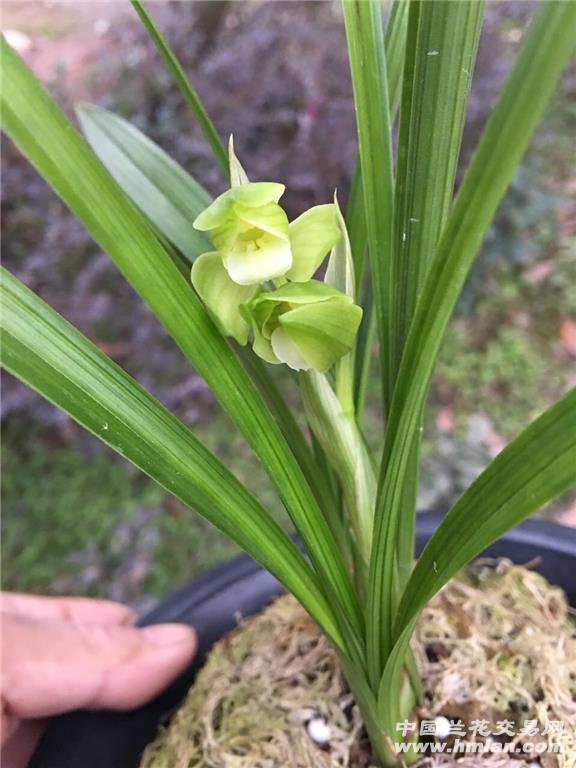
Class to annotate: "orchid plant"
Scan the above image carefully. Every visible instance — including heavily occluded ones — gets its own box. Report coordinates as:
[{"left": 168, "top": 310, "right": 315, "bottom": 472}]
[{"left": 1, "top": 1, "right": 575, "bottom": 764}]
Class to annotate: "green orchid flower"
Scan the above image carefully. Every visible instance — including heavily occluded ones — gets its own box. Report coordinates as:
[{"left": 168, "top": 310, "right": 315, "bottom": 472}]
[
  {"left": 193, "top": 181, "right": 292, "bottom": 285},
  {"left": 191, "top": 139, "right": 342, "bottom": 287},
  {"left": 190, "top": 141, "right": 351, "bottom": 355},
  {"left": 243, "top": 281, "right": 363, "bottom": 372}
]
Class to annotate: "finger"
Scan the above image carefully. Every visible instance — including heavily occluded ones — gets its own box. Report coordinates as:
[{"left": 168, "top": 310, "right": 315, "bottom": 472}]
[
  {"left": 1, "top": 718, "right": 46, "bottom": 768},
  {"left": 2, "top": 614, "right": 196, "bottom": 720},
  {"left": 0, "top": 593, "right": 135, "bottom": 625}
]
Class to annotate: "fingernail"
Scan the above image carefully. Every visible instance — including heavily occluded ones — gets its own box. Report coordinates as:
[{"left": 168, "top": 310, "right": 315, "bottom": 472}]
[{"left": 140, "top": 623, "right": 195, "bottom": 647}]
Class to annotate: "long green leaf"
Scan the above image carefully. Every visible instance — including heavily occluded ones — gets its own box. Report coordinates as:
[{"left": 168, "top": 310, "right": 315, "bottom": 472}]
[
  {"left": 349, "top": 0, "right": 409, "bottom": 418},
  {"left": 343, "top": 0, "right": 395, "bottom": 416},
  {"left": 0, "top": 268, "right": 344, "bottom": 650},
  {"left": 77, "top": 104, "right": 210, "bottom": 262},
  {"left": 377, "top": 387, "right": 576, "bottom": 737},
  {"left": 392, "top": 0, "right": 484, "bottom": 595},
  {"left": 346, "top": 160, "right": 368, "bottom": 296},
  {"left": 130, "top": 0, "right": 228, "bottom": 177},
  {"left": 366, "top": 0, "right": 576, "bottom": 684},
  {"left": 0, "top": 39, "right": 362, "bottom": 641},
  {"left": 384, "top": 0, "right": 410, "bottom": 120},
  {"left": 390, "top": 0, "right": 484, "bottom": 388},
  {"left": 346, "top": 0, "right": 409, "bottom": 290},
  {"left": 398, "top": 388, "right": 576, "bottom": 636}
]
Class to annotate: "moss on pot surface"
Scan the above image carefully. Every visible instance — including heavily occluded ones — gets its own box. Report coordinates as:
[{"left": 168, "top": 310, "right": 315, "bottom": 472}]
[
  {"left": 141, "top": 561, "right": 575, "bottom": 767},
  {"left": 414, "top": 560, "right": 576, "bottom": 764},
  {"left": 141, "top": 595, "right": 364, "bottom": 767}
]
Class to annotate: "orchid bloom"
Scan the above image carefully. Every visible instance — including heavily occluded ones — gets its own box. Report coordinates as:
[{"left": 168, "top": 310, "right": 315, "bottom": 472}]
[
  {"left": 190, "top": 140, "right": 361, "bottom": 370},
  {"left": 243, "top": 281, "right": 363, "bottom": 372}
]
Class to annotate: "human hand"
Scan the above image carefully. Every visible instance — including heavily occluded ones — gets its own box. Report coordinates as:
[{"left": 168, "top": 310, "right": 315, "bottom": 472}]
[{"left": 1, "top": 592, "right": 196, "bottom": 768}]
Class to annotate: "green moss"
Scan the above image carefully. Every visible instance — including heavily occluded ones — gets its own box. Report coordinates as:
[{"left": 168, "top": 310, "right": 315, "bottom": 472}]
[{"left": 140, "top": 595, "right": 362, "bottom": 768}]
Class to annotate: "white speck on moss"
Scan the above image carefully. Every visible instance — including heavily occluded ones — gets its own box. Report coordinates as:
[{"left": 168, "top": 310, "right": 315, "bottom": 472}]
[
  {"left": 435, "top": 716, "right": 451, "bottom": 739},
  {"left": 307, "top": 717, "right": 332, "bottom": 745}
]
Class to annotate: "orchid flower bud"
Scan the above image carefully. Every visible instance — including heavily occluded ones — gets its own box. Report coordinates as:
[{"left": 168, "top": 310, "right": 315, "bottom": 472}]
[{"left": 243, "top": 281, "right": 363, "bottom": 372}]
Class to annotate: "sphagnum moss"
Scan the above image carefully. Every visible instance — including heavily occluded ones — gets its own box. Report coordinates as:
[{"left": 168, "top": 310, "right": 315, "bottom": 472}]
[
  {"left": 140, "top": 596, "right": 363, "bottom": 768},
  {"left": 141, "top": 562, "right": 575, "bottom": 768}
]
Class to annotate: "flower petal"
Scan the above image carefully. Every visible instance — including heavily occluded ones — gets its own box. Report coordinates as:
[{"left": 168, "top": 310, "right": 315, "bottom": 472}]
[
  {"left": 271, "top": 327, "right": 312, "bottom": 371},
  {"left": 193, "top": 182, "right": 285, "bottom": 231},
  {"left": 278, "top": 299, "right": 363, "bottom": 372},
  {"left": 230, "top": 181, "right": 285, "bottom": 207},
  {"left": 286, "top": 204, "right": 341, "bottom": 282},
  {"left": 241, "top": 296, "right": 280, "bottom": 339},
  {"left": 193, "top": 190, "right": 234, "bottom": 231},
  {"left": 253, "top": 279, "right": 350, "bottom": 306},
  {"left": 252, "top": 322, "right": 281, "bottom": 364},
  {"left": 252, "top": 301, "right": 282, "bottom": 340},
  {"left": 210, "top": 217, "right": 241, "bottom": 253},
  {"left": 191, "top": 252, "right": 257, "bottom": 344},
  {"left": 223, "top": 236, "right": 292, "bottom": 285},
  {"left": 228, "top": 135, "right": 249, "bottom": 187},
  {"left": 234, "top": 201, "right": 290, "bottom": 240}
]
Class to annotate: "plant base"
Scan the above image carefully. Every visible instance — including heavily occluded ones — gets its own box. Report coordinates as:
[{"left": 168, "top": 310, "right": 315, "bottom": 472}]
[{"left": 140, "top": 560, "right": 575, "bottom": 767}]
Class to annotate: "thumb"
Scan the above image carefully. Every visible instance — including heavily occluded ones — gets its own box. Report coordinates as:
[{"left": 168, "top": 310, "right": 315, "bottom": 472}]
[{"left": 2, "top": 612, "right": 196, "bottom": 722}]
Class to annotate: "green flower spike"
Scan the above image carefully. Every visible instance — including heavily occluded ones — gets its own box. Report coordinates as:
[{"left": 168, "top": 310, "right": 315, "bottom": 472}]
[
  {"left": 245, "top": 280, "right": 363, "bottom": 372},
  {"left": 192, "top": 139, "right": 341, "bottom": 286}
]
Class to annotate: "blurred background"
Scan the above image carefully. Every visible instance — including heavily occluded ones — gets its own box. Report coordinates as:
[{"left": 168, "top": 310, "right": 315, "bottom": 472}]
[{"left": 2, "top": 1, "right": 575, "bottom": 613}]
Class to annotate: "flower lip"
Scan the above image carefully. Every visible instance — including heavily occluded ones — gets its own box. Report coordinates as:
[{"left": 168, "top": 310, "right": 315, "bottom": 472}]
[{"left": 224, "top": 236, "right": 293, "bottom": 286}]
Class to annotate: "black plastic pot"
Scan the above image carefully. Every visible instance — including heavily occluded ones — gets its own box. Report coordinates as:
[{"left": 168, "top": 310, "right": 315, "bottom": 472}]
[{"left": 31, "top": 513, "right": 576, "bottom": 768}]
